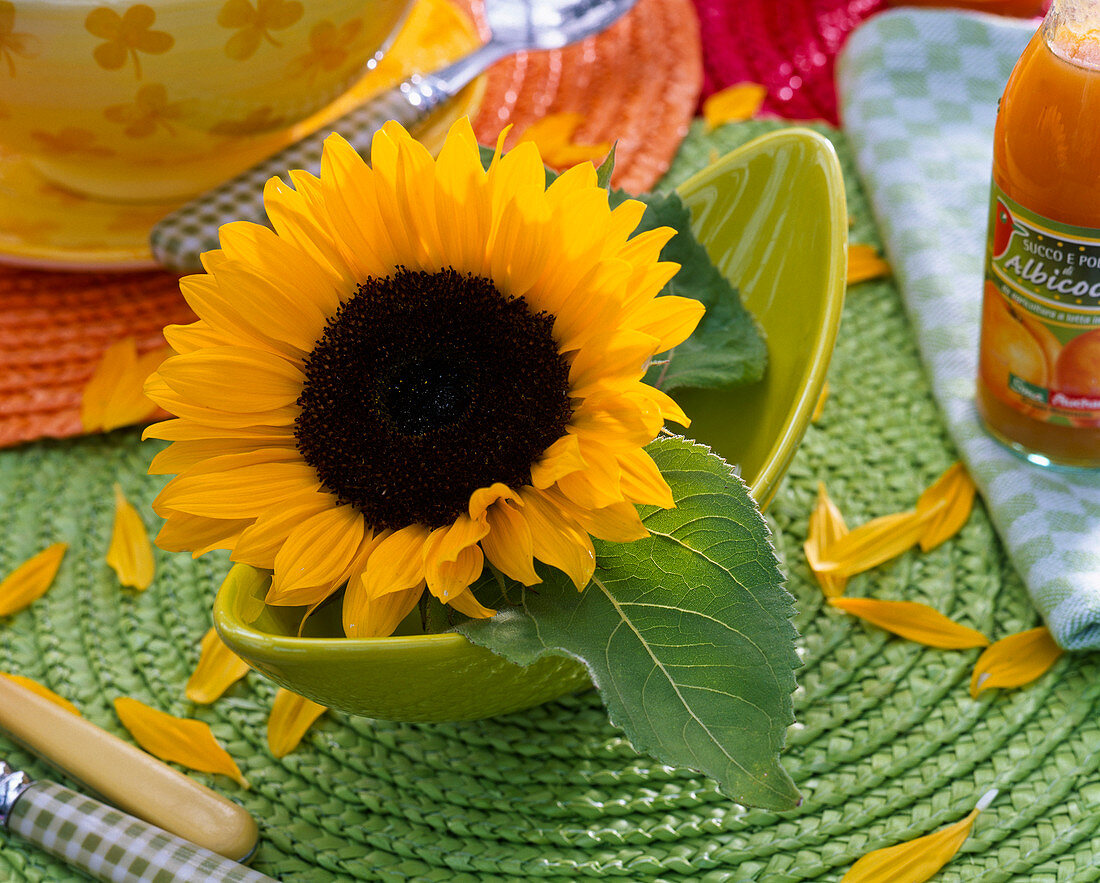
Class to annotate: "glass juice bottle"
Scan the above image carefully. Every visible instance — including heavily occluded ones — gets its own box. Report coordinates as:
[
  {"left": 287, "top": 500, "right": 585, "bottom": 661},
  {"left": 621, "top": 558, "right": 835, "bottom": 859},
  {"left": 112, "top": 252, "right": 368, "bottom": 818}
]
[{"left": 976, "top": 0, "right": 1100, "bottom": 468}]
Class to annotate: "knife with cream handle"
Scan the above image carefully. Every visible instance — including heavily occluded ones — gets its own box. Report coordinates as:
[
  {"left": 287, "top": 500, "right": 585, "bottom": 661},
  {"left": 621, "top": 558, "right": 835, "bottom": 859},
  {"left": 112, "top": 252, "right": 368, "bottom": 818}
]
[{"left": 0, "top": 675, "right": 259, "bottom": 863}]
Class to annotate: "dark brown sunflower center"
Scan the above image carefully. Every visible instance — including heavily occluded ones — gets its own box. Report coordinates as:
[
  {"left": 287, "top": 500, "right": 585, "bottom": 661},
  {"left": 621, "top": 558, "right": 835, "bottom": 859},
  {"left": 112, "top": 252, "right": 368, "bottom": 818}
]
[{"left": 294, "top": 267, "right": 573, "bottom": 530}]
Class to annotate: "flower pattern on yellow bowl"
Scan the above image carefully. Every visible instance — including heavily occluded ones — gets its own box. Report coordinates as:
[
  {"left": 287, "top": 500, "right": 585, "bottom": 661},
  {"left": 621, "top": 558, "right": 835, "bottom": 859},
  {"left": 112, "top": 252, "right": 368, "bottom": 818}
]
[
  {"left": 1, "top": 0, "right": 413, "bottom": 201},
  {"left": 0, "top": 0, "right": 483, "bottom": 269}
]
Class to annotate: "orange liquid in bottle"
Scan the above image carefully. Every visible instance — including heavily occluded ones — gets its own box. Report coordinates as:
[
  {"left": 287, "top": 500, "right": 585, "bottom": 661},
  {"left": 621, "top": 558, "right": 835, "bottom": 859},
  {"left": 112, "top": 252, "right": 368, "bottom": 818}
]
[{"left": 976, "top": 12, "right": 1100, "bottom": 468}]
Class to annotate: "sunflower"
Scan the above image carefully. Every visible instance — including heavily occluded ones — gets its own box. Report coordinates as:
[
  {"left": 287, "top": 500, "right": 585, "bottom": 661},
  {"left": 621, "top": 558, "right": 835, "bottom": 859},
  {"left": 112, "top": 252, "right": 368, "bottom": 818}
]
[{"left": 145, "top": 117, "right": 704, "bottom": 638}]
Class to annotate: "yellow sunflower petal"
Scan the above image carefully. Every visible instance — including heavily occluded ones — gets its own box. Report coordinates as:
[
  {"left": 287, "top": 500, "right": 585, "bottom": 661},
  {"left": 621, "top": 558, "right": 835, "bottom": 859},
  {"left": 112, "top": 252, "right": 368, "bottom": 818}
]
[
  {"left": 829, "top": 597, "right": 990, "bottom": 649},
  {"left": 571, "top": 393, "right": 659, "bottom": 448},
  {"left": 185, "top": 628, "right": 251, "bottom": 704},
  {"left": 343, "top": 580, "right": 421, "bottom": 638},
  {"left": 970, "top": 626, "right": 1063, "bottom": 698},
  {"left": 803, "top": 482, "right": 849, "bottom": 598},
  {"left": 551, "top": 259, "right": 635, "bottom": 353},
  {"left": 569, "top": 330, "right": 661, "bottom": 398},
  {"left": 153, "top": 461, "right": 319, "bottom": 520},
  {"left": 270, "top": 504, "right": 365, "bottom": 598},
  {"left": 143, "top": 419, "right": 295, "bottom": 444},
  {"left": 627, "top": 295, "right": 705, "bottom": 354},
  {"left": 422, "top": 515, "right": 489, "bottom": 602},
  {"left": 618, "top": 447, "right": 675, "bottom": 509},
  {"left": 446, "top": 586, "right": 496, "bottom": 620},
  {"left": 847, "top": 243, "right": 892, "bottom": 285},
  {"left": 433, "top": 116, "right": 491, "bottom": 276},
  {"left": 177, "top": 273, "right": 297, "bottom": 358},
  {"left": 520, "top": 489, "right": 595, "bottom": 590},
  {"left": 811, "top": 381, "right": 829, "bottom": 423},
  {"left": 267, "top": 688, "right": 327, "bottom": 758},
  {"left": 530, "top": 433, "right": 588, "bottom": 490},
  {"left": 813, "top": 508, "right": 938, "bottom": 577},
  {"left": 82, "top": 337, "right": 136, "bottom": 431},
  {"left": 231, "top": 490, "right": 336, "bottom": 568},
  {"left": 363, "top": 524, "right": 430, "bottom": 598},
  {"left": 0, "top": 542, "right": 67, "bottom": 617},
  {"left": 82, "top": 338, "right": 166, "bottom": 432},
  {"left": 556, "top": 440, "right": 625, "bottom": 510},
  {"left": 148, "top": 438, "right": 298, "bottom": 475},
  {"left": 158, "top": 348, "right": 304, "bottom": 413},
  {"left": 113, "top": 696, "right": 248, "bottom": 787},
  {"left": 628, "top": 383, "right": 691, "bottom": 430},
  {"left": 841, "top": 790, "right": 998, "bottom": 883},
  {"left": 1, "top": 673, "right": 81, "bottom": 716},
  {"left": 145, "top": 374, "right": 299, "bottom": 430},
  {"left": 552, "top": 493, "right": 649, "bottom": 544},
  {"left": 488, "top": 187, "right": 553, "bottom": 298},
  {"left": 106, "top": 484, "right": 155, "bottom": 590},
  {"left": 322, "top": 133, "right": 399, "bottom": 278},
  {"left": 262, "top": 174, "right": 354, "bottom": 287},
  {"left": 703, "top": 83, "right": 768, "bottom": 131},
  {"left": 467, "top": 482, "right": 520, "bottom": 520},
  {"left": 156, "top": 513, "right": 251, "bottom": 558},
  {"left": 516, "top": 112, "right": 613, "bottom": 168},
  {"left": 481, "top": 497, "right": 541, "bottom": 586},
  {"left": 916, "top": 462, "right": 977, "bottom": 552},
  {"left": 161, "top": 318, "right": 241, "bottom": 356}
]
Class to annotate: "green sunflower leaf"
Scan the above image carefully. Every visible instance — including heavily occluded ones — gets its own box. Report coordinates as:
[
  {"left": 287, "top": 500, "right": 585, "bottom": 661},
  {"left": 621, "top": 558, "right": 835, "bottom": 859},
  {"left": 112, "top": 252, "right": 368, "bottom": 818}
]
[
  {"left": 629, "top": 190, "right": 768, "bottom": 394},
  {"left": 458, "top": 435, "right": 800, "bottom": 811}
]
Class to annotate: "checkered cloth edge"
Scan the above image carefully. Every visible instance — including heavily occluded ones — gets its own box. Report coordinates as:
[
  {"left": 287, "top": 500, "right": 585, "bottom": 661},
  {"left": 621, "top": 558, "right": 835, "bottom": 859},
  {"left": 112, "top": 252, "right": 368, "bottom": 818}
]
[
  {"left": 149, "top": 75, "right": 451, "bottom": 274},
  {"left": 7, "top": 781, "right": 273, "bottom": 882},
  {"left": 837, "top": 9, "right": 1100, "bottom": 651}
]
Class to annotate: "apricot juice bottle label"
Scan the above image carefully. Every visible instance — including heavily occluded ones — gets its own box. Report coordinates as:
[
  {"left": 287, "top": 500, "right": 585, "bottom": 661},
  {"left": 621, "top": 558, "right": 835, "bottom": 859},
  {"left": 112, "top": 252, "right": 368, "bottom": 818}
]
[{"left": 979, "top": 184, "right": 1100, "bottom": 427}]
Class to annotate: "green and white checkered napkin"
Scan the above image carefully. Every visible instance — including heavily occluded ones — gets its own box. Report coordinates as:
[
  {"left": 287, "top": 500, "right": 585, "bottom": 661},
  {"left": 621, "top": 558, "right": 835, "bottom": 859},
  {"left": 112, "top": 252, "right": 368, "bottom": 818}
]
[{"left": 837, "top": 8, "right": 1100, "bottom": 651}]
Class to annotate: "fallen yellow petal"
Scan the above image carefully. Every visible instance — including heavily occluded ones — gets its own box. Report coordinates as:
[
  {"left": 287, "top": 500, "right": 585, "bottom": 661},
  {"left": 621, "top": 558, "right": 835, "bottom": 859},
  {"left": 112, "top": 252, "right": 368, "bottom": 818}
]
[
  {"left": 847, "top": 243, "right": 892, "bottom": 285},
  {"left": 185, "top": 628, "right": 251, "bottom": 704},
  {"left": 0, "top": 542, "right": 68, "bottom": 617},
  {"left": 814, "top": 508, "right": 937, "bottom": 577},
  {"left": 105, "top": 484, "right": 155, "bottom": 590},
  {"left": 829, "top": 597, "right": 990, "bottom": 649},
  {"left": 811, "top": 381, "right": 829, "bottom": 423},
  {"left": 114, "top": 696, "right": 248, "bottom": 787},
  {"left": 515, "top": 112, "right": 613, "bottom": 168},
  {"left": 916, "top": 462, "right": 977, "bottom": 552},
  {"left": 970, "top": 626, "right": 1063, "bottom": 698},
  {"left": 1, "top": 673, "right": 81, "bottom": 716},
  {"left": 702, "top": 83, "right": 767, "bottom": 131},
  {"left": 841, "top": 789, "right": 998, "bottom": 882},
  {"left": 82, "top": 338, "right": 168, "bottom": 433},
  {"left": 804, "top": 482, "right": 849, "bottom": 598},
  {"left": 267, "top": 688, "right": 327, "bottom": 758}
]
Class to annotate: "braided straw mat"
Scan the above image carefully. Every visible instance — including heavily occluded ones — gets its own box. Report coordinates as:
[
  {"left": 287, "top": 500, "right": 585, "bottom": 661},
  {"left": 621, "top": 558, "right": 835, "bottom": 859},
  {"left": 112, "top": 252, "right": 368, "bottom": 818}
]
[{"left": 2, "top": 120, "right": 1098, "bottom": 881}]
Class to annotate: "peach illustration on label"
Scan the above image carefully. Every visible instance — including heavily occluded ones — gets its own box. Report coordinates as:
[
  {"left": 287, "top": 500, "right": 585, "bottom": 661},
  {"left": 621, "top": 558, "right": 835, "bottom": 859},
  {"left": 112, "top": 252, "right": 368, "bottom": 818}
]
[
  {"left": 1053, "top": 328, "right": 1100, "bottom": 425},
  {"left": 979, "top": 283, "right": 1051, "bottom": 415}
]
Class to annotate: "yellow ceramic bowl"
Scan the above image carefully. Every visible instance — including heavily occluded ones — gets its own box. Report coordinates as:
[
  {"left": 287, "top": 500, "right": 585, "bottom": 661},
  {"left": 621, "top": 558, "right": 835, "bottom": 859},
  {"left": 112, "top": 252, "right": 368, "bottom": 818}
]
[
  {"left": 213, "top": 128, "right": 849, "bottom": 722},
  {"left": 2, "top": 0, "right": 412, "bottom": 201}
]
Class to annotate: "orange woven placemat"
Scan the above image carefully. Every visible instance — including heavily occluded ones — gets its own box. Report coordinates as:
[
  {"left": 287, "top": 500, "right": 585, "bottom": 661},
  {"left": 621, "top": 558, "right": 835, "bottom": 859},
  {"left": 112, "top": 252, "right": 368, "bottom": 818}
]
[
  {"left": 0, "top": 268, "right": 193, "bottom": 448},
  {"left": 470, "top": 0, "right": 702, "bottom": 194},
  {"left": 0, "top": 0, "right": 701, "bottom": 449}
]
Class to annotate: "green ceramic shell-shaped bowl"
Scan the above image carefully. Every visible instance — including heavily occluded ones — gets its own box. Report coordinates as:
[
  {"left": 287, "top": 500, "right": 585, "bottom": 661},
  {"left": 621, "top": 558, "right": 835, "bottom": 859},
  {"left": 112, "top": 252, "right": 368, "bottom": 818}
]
[{"left": 213, "top": 128, "right": 849, "bottom": 721}]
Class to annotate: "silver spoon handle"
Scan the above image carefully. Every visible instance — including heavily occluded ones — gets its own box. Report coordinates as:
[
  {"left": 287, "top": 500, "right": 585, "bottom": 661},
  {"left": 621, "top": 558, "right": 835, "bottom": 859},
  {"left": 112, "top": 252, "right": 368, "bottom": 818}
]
[
  {"left": 149, "top": 72, "right": 456, "bottom": 273},
  {"left": 3, "top": 775, "right": 274, "bottom": 883}
]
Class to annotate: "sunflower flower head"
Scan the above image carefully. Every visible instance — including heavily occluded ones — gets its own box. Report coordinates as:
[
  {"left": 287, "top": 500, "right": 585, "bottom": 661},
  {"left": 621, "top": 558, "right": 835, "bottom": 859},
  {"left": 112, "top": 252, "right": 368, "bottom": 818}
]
[{"left": 145, "top": 116, "right": 704, "bottom": 638}]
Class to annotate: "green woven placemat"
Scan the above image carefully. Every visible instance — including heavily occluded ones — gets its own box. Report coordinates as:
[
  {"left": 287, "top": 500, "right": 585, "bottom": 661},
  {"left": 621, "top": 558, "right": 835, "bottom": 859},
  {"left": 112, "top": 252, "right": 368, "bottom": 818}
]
[{"left": 2, "top": 120, "right": 1099, "bottom": 882}]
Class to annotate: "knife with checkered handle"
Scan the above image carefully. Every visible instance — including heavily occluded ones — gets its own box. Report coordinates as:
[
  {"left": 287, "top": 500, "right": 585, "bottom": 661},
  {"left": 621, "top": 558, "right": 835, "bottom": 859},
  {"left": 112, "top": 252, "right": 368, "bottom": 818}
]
[{"left": 1, "top": 763, "right": 275, "bottom": 883}]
